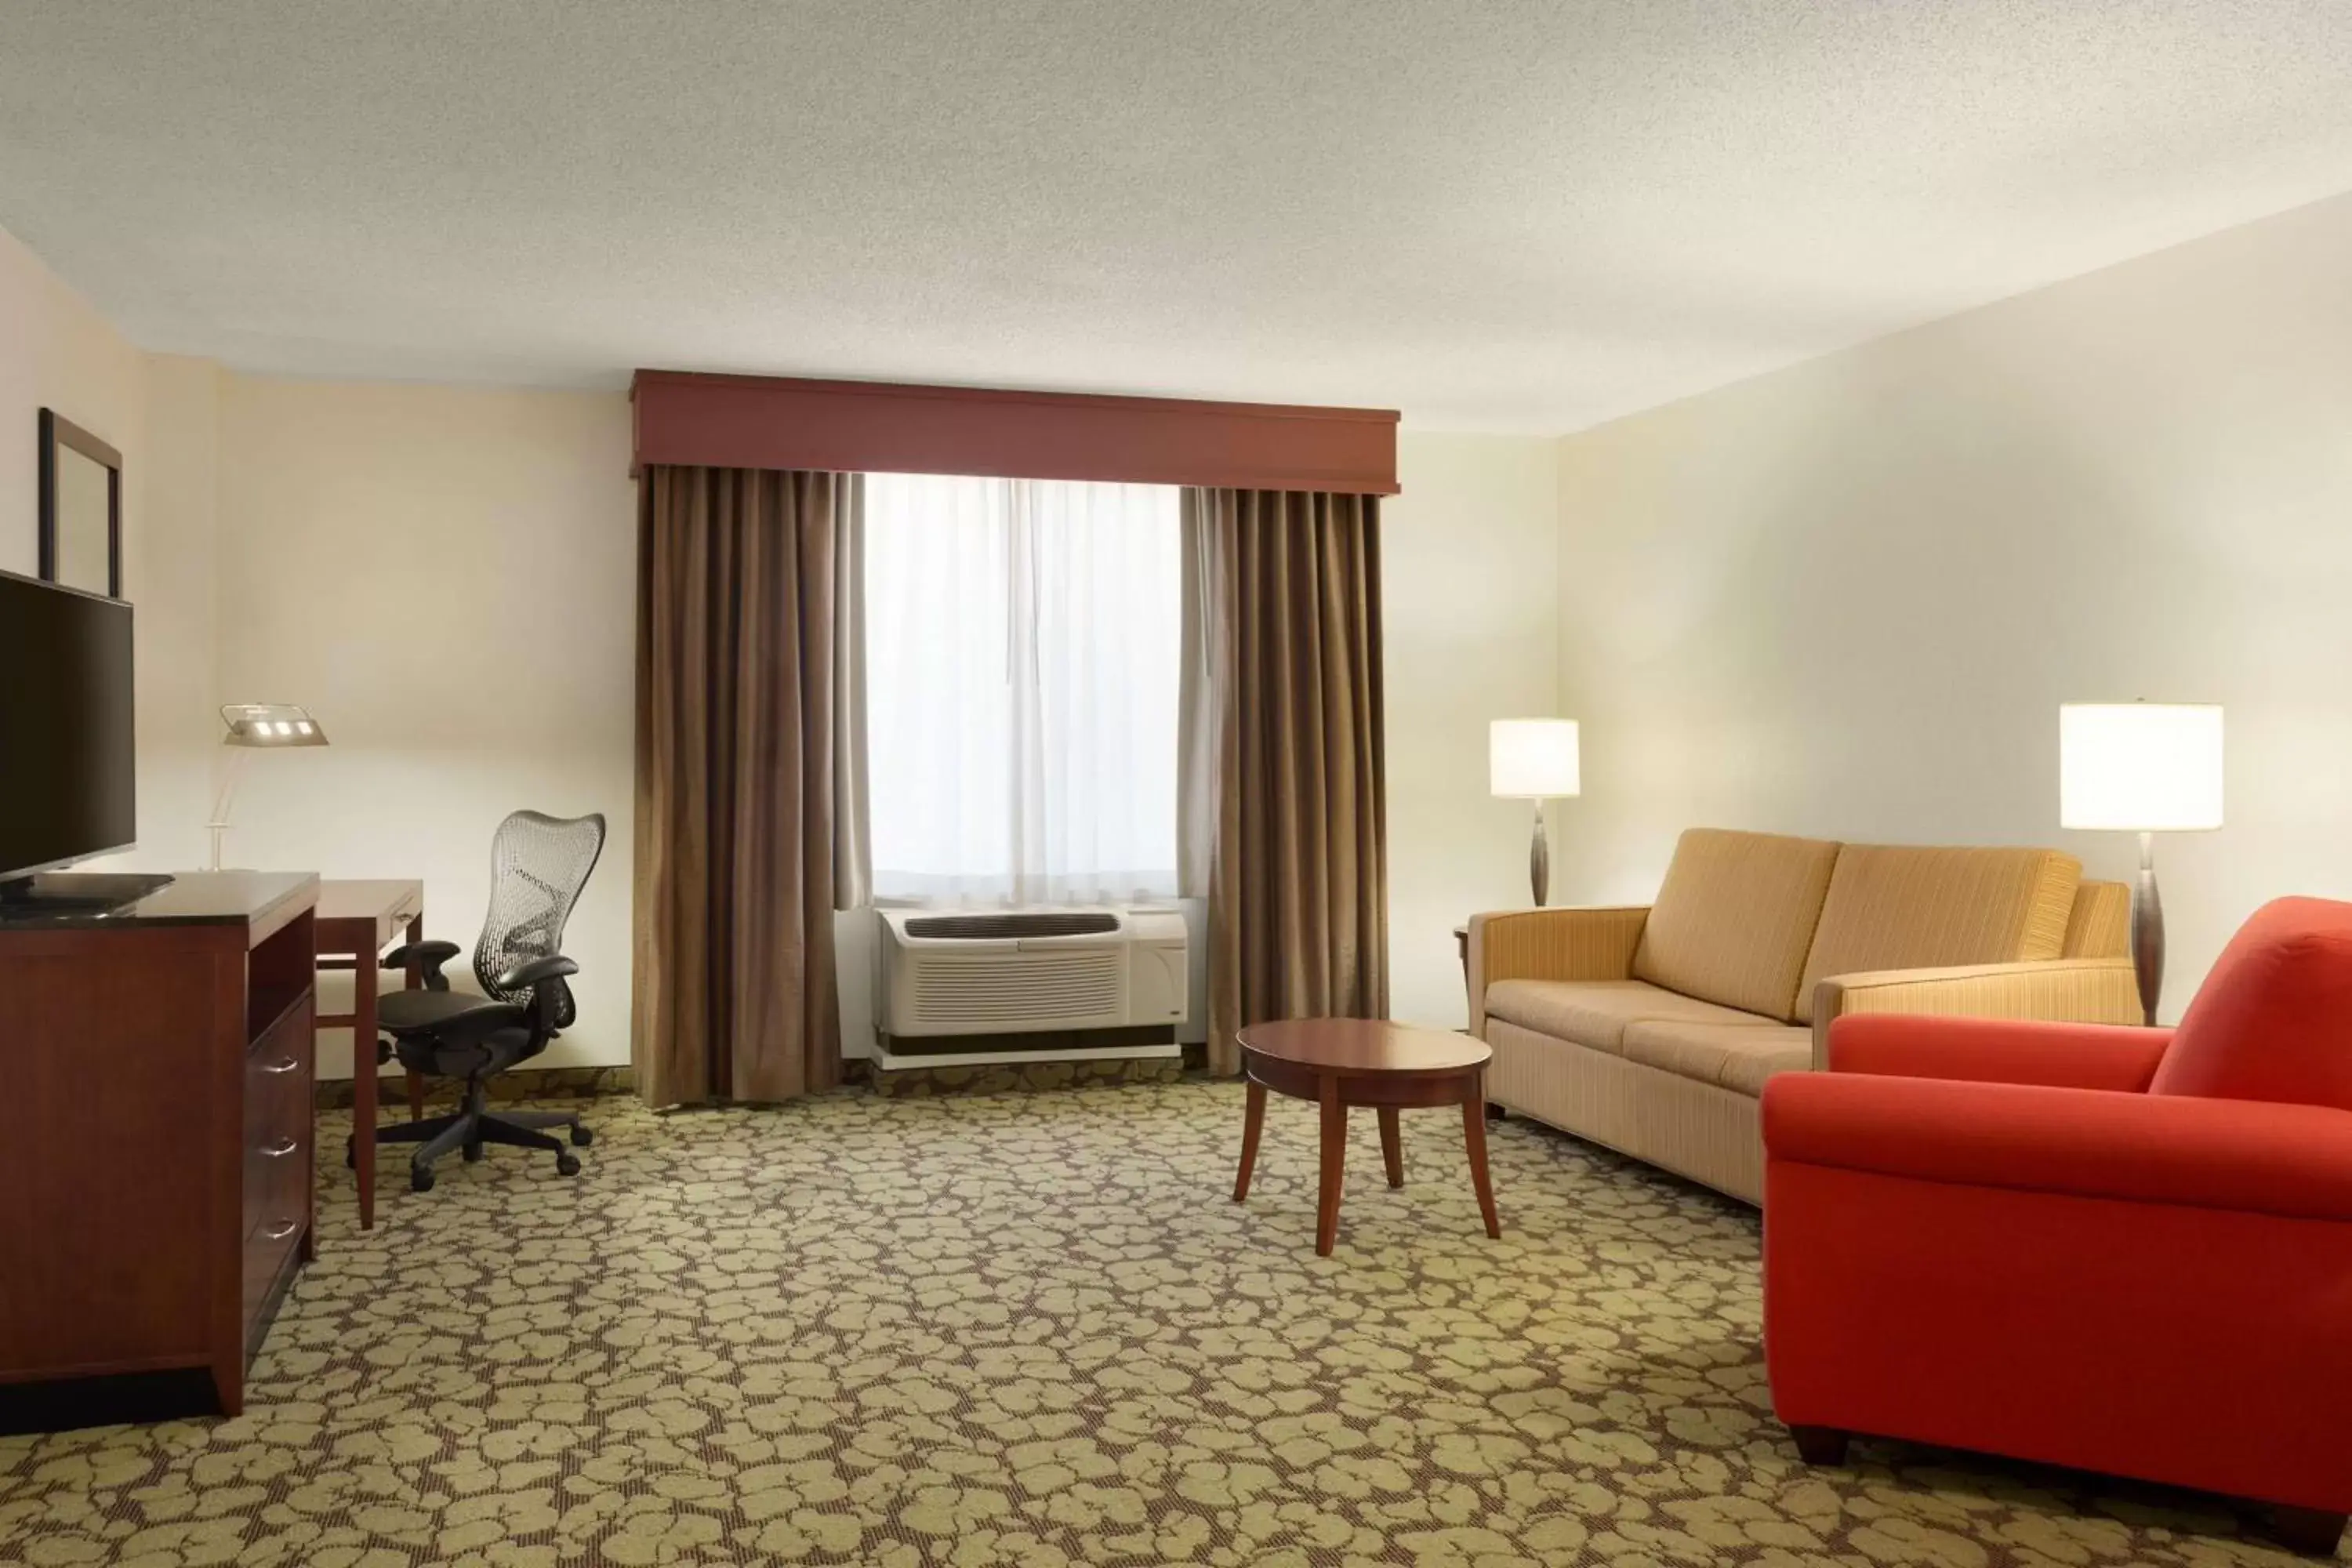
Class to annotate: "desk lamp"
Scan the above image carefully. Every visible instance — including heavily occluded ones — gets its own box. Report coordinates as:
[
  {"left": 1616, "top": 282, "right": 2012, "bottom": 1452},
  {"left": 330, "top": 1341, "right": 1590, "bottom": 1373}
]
[{"left": 209, "top": 703, "right": 328, "bottom": 869}]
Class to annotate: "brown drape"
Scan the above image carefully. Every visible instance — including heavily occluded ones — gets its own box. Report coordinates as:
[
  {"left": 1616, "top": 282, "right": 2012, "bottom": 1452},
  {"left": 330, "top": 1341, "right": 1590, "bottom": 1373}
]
[
  {"left": 634, "top": 466, "right": 862, "bottom": 1105},
  {"left": 1181, "top": 487, "right": 1389, "bottom": 1075}
]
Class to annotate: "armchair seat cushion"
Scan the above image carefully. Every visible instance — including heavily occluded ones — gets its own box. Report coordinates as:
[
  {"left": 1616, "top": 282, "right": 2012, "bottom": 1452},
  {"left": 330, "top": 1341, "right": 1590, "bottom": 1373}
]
[
  {"left": 1483, "top": 978, "right": 1782, "bottom": 1054},
  {"left": 1624, "top": 1020, "right": 1813, "bottom": 1098}
]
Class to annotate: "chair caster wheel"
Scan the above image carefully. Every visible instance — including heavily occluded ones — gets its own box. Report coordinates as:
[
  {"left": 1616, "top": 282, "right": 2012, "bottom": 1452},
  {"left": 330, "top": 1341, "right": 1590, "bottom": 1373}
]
[
  {"left": 570, "top": 1125, "right": 593, "bottom": 1147},
  {"left": 411, "top": 1168, "right": 435, "bottom": 1193},
  {"left": 463, "top": 1142, "right": 485, "bottom": 1162},
  {"left": 556, "top": 1153, "right": 582, "bottom": 1177}
]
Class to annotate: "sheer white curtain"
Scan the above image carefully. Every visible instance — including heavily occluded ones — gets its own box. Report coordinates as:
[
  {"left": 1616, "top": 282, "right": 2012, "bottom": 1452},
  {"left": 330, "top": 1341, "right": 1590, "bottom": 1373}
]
[{"left": 866, "top": 472, "right": 1180, "bottom": 904}]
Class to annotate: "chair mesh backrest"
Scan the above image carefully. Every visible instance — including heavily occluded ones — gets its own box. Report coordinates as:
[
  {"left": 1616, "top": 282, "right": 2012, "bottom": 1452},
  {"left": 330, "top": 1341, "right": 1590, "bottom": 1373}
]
[{"left": 474, "top": 810, "right": 606, "bottom": 1029}]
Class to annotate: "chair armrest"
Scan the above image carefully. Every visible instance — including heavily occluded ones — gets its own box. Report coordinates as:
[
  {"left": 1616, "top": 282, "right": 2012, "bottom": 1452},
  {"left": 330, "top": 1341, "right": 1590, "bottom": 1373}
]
[
  {"left": 1809, "top": 956, "right": 2143, "bottom": 1068},
  {"left": 1467, "top": 906, "right": 1649, "bottom": 1038},
  {"left": 1826, "top": 1014, "right": 2172, "bottom": 1091},
  {"left": 496, "top": 953, "right": 579, "bottom": 992},
  {"left": 1763, "top": 1073, "right": 2352, "bottom": 1222},
  {"left": 383, "top": 938, "right": 463, "bottom": 991}
]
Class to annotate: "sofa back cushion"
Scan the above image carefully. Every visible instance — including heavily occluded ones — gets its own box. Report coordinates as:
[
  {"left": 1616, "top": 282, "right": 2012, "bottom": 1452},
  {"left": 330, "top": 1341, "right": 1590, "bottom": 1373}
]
[
  {"left": 2063, "top": 880, "right": 2132, "bottom": 958},
  {"left": 2151, "top": 895, "right": 2352, "bottom": 1112},
  {"left": 1793, "top": 845, "right": 2082, "bottom": 1023},
  {"left": 1632, "top": 829, "right": 1841, "bottom": 1019}
]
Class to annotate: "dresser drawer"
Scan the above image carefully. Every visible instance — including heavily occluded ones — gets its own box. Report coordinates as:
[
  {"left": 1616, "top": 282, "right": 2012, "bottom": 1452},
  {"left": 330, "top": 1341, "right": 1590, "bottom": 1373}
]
[{"left": 241, "top": 1002, "right": 313, "bottom": 1341}]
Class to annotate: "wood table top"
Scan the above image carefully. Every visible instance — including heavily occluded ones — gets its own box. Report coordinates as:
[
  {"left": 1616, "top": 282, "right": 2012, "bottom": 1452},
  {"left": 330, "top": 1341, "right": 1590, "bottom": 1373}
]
[{"left": 1236, "top": 1018, "right": 1491, "bottom": 1075}]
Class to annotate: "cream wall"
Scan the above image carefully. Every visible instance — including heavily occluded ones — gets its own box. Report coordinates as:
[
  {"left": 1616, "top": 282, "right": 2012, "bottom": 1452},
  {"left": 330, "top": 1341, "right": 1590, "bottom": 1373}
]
[
  {"left": 213, "top": 377, "right": 638, "bottom": 1076},
  {"left": 1, "top": 224, "right": 216, "bottom": 872},
  {"left": 1554, "top": 191, "right": 2352, "bottom": 1022},
  {"left": 1383, "top": 432, "right": 1561, "bottom": 1029}
]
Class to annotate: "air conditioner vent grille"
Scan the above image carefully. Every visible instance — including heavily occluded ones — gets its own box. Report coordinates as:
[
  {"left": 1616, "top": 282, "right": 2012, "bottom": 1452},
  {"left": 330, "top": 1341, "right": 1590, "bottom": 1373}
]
[
  {"left": 903, "top": 912, "right": 1120, "bottom": 940},
  {"left": 913, "top": 951, "right": 1123, "bottom": 1025}
]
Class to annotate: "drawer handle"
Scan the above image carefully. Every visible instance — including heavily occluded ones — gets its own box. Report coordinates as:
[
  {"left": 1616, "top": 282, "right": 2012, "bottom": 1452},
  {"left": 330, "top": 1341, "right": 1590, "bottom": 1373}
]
[
  {"left": 260, "top": 1136, "right": 300, "bottom": 1159},
  {"left": 261, "top": 1218, "right": 299, "bottom": 1241},
  {"left": 260, "top": 1056, "right": 302, "bottom": 1075}
]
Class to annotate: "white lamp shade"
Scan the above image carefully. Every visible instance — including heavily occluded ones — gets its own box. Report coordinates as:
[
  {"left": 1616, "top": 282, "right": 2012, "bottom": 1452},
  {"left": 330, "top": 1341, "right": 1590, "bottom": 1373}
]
[
  {"left": 2060, "top": 702, "right": 2223, "bottom": 831},
  {"left": 1490, "top": 719, "right": 1581, "bottom": 800}
]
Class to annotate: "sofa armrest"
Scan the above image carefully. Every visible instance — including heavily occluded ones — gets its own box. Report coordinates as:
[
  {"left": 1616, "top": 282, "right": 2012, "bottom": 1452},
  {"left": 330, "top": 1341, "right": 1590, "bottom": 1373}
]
[
  {"left": 1467, "top": 906, "right": 1649, "bottom": 1039},
  {"left": 1809, "top": 956, "right": 2142, "bottom": 1068},
  {"left": 1763, "top": 1073, "right": 2352, "bottom": 1222},
  {"left": 1826, "top": 1014, "right": 2173, "bottom": 1091}
]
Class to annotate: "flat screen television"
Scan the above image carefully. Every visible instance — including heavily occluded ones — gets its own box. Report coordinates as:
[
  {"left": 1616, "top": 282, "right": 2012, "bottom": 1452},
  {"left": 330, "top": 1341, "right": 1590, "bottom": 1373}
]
[{"left": 0, "top": 568, "right": 136, "bottom": 887}]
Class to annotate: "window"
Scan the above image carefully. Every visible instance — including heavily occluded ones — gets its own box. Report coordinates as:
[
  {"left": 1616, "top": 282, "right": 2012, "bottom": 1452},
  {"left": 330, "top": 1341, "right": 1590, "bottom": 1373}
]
[{"left": 865, "top": 472, "right": 1181, "bottom": 904}]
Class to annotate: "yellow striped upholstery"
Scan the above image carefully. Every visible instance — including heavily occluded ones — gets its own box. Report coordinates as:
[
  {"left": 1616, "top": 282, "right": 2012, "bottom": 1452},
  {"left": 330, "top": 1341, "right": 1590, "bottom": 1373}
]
[
  {"left": 1809, "top": 956, "right": 2144, "bottom": 1065},
  {"left": 1473, "top": 906, "right": 1648, "bottom": 985},
  {"left": 1484, "top": 979, "right": 1787, "bottom": 1055},
  {"left": 1791, "top": 845, "right": 2082, "bottom": 1024},
  {"left": 1621, "top": 1020, "right": 1813, "bottom": 1098},
  {"left": 1485, "top": 1018, "right": 1640, "bottom": 1153},
  {"left": 2063, "top": 880, "right": 2132, "bottom": 958},
  {"left": 1483, "top": 1019, "right": 1769, "bottom": 1205},
  {"left": 1465, "top": 906, "right": 1649, "bottom": 1036},
  {"left": 1630, "top": 829, "right": 1841, "bottom": 1020}
]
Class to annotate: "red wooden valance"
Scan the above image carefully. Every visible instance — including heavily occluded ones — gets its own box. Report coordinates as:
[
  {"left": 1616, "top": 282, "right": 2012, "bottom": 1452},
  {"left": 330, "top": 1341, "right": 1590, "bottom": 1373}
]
[{"left": 630, "top": 370, "right": 1399, "bottom": 495}]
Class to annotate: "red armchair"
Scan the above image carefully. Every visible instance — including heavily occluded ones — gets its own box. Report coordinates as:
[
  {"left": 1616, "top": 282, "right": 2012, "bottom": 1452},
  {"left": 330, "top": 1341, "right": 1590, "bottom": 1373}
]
[{"left": 1762, "top": 896, "right": 2352, "bottom": 1555}]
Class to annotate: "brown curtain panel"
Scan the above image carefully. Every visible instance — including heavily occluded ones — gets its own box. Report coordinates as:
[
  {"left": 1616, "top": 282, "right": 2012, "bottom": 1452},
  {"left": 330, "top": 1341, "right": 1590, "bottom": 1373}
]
[
  {"left": 1181, "top": 487, "right": 1389, "bottom": 1075},
  {"left": 634, "top": 466, "right": 864, "bottom": 1106}
]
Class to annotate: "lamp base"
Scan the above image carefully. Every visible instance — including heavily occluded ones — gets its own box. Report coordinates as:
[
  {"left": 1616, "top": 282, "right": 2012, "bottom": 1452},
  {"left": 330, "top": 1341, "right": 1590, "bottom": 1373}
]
[
  {"left": 1529, "top": 802, "right": 1549, "bottom": 908},
  {"left": 2132, "top": 831, "right": 2165, "bottom": 1028}
]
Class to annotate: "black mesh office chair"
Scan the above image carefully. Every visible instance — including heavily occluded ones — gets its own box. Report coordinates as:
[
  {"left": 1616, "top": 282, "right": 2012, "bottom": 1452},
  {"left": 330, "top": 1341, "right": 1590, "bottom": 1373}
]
[{"left": 362, "top": 810, "right": 606, "bottom": 1192}]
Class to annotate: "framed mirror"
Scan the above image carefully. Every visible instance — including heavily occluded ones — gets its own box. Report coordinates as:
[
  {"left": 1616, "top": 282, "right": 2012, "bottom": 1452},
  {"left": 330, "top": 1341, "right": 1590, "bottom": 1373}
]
[{"left": 38, "top": 408, "right": 123, "bottom": 599}]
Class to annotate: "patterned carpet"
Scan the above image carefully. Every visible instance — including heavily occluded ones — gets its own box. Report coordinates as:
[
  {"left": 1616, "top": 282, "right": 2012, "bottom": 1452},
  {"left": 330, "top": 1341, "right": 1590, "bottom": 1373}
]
[{"left": 0, "top": 1080, "right": 2330, "bottom": 1566}]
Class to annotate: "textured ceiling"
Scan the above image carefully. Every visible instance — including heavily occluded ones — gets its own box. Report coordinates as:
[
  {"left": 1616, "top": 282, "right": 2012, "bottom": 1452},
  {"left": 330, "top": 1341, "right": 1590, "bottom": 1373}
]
[{"left": 5, "top": 2, "right": 2352, "bottom": 430}]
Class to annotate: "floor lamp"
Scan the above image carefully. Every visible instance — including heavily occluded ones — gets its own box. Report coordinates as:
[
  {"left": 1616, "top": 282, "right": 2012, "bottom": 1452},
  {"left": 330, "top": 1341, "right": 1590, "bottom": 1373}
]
[
  {"left": 1490, "top": 719, "right": 1580, "bottom": 907},
  {"left": 209, "top": 702, "right": 328, "bottom": 869},
  {"left": 2059, "top": 702, "right": 2223, "bottom": 1027}
]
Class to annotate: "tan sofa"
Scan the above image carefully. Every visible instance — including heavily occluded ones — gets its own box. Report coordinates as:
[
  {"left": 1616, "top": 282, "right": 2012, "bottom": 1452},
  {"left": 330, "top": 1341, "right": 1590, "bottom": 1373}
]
[{"left": 1466, "top": 828, "right": 2141, "bottom": 1205}]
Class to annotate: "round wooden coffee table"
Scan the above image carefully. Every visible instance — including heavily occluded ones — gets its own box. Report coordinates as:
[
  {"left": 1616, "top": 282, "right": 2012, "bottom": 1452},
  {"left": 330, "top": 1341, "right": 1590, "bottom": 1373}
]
[{"left": 1232, "top": 1018, "right": 1501, "bottom": 1256}]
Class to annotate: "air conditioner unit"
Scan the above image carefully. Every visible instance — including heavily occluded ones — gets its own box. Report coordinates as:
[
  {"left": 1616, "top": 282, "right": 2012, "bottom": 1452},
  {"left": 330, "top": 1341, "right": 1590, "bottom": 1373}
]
[{"left": 877, "top": 906, "right": 1188, "bottom": 1064}]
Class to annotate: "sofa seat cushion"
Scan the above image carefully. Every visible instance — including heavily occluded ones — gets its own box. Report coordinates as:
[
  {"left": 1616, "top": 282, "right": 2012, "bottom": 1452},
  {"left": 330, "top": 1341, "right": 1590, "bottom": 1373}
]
[
  {"left": 1794, "top": 844, "right": 2082, "bottom": 1023},
  {"left": 1632, "top": 829, "right": 1842, "bottom": 1021},
  {"left": 1623, "top": 1019, "right": 1814, "bottom": 1098},
  {"left": 1484, "top": 978, "right": 1781, "bottom": 1054}
]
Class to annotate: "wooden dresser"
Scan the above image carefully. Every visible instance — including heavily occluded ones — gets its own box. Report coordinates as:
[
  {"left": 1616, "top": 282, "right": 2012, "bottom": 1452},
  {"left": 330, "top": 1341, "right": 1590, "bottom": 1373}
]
[{"left": 0, "top": 872, "right": 318, "bottom": 1418}]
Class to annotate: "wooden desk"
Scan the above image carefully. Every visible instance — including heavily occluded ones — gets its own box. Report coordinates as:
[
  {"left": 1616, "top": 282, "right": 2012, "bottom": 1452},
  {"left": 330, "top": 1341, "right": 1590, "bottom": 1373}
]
[{"left": 315, "top": 880, "right": 424, "bottom": 1230}]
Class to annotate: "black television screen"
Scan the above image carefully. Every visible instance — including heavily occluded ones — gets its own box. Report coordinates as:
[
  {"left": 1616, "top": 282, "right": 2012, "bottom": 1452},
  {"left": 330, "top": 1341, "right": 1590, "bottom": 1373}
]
[{"left": 0, "top": 571, "right": 135, "bottom": 880}]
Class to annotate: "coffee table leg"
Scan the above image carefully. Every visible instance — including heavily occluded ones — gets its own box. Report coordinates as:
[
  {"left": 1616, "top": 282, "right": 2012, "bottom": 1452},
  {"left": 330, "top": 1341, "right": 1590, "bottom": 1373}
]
[
  {"left": 1232, "top": 1079, "right": 1266, "bottom": 1202},
  {"left": 1316, "top": 1073, "right": 1347, "bottom": 1256},
  {"left": 1377, "top": 1107, "right": 1404, "bottom": 1188},
  {"left": 1461, "top": 1073, "right": 1501, "bottom": 1239}
]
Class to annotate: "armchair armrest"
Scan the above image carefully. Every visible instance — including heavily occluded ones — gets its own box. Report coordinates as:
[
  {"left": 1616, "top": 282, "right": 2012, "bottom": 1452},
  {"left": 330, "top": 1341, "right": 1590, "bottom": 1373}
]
[
  {"left": 1467, "top": 906, "right": 1649, "bottom": 1038},
  {"left": 1764, "top": 1073, "right": 2352, "bottom": 1221},
  {"left": 1826, "top": 1014, "right": 2172, "bottom": 1091},
  {"left": 1809, "top": 956, "right": 2142, "bottom": 1068},
  {"left": 496, "top": 953, "right": 579, "bottom": 993},
  {"left": 383, "top": 938, "right": 463, "bottom": 991}
]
